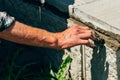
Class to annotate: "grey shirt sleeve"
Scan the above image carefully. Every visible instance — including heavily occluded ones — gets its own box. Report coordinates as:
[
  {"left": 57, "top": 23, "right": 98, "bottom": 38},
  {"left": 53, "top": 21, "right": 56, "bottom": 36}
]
[{"left": 0, "top": 11, "right": 15, "bottom": 31}]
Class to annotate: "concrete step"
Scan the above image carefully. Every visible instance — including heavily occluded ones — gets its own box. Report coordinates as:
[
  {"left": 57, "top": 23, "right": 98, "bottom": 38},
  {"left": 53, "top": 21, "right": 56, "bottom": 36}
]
[{"left": 72, "top": 0, "right": 120, "bottom": 35}]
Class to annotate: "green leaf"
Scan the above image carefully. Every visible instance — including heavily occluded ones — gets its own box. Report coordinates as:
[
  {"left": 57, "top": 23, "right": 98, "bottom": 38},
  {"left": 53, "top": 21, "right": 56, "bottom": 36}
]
[
  {"left": 58, "top": 55, "right": 72, "bottom": 79},
  {"left": 50, "top": 69, "right": 58, "bottom": 78}
]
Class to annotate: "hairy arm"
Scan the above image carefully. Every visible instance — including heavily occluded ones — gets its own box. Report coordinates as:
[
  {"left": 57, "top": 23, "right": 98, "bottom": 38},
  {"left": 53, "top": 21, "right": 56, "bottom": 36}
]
[
  {"left": 0, "top": 21, "right": 59, "bottom": 49},
  {"left": 0, "top": 21, "right": 94, "bottom": 49}
]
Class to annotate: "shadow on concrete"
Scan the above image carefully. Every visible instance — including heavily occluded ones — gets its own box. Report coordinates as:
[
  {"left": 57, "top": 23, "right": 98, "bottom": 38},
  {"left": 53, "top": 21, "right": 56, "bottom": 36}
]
[
  {"left": 91, "top": 45, "right": 109, "bottom": 80},
  {"left": 116, "top": 47, "right": 120, "bottom": 80}
]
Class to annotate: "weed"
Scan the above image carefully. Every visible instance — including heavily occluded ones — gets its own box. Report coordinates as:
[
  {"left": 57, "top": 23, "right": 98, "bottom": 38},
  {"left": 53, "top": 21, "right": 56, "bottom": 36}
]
[{"left": 50, "top": 56, "right": 72, "bottom": 80}]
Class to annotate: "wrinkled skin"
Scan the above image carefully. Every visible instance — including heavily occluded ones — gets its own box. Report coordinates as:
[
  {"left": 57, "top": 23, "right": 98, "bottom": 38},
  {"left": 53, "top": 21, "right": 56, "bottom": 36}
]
[{"left": 55, "top": 26, "right": 95, "bottom": 49}]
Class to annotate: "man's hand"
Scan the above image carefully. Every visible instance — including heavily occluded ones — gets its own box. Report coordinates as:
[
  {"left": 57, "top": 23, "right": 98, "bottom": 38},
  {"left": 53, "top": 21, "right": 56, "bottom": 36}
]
[{"left": 55, "top": 26, "right": 95, "bottom": 49}]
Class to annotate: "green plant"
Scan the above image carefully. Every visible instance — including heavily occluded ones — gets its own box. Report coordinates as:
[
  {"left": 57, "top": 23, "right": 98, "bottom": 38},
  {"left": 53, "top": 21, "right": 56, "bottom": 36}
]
[{"left": 50, "top": 56, "right": 72, "bottom": 80}]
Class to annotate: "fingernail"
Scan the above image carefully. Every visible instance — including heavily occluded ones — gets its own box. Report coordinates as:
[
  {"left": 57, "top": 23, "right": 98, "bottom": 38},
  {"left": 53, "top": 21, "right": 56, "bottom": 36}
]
[{"left": 88, "top": 39, "right": 96, "bottom": 48}]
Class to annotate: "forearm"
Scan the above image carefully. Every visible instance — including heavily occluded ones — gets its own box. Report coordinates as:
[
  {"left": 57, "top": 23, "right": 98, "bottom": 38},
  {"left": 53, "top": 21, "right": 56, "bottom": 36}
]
[
  {"left": 0, "top": 21, "right": 59, "bottom": 49},
  {"left": 0, "top": 12, "right": 94, "bottom": 50}
]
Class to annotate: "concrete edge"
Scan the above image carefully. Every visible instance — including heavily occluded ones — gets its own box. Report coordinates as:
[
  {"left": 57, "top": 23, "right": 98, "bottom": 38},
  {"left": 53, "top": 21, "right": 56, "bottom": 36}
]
[
  {"left": 68, "top": 6, "right": 120, "bottom": 43},
  {"left": 72, "top": 8, "right": 120, "bottom": 35},
  {"left": 67, "top": 18, "right": 120, "bottom": 51}
]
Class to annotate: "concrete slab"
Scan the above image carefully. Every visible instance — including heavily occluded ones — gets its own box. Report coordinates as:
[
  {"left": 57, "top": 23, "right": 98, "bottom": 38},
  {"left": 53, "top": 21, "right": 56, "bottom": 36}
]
[{"left": 73, "top": 0, "right": 120, "bottom": 35}]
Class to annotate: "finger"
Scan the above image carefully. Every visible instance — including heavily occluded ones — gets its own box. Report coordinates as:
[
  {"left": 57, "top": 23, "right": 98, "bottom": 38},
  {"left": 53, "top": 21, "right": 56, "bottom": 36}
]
[
  {"left": 86, "top": 39, "right": 95, "bottom": 48},
  {"left": 77, "top": 39, "right": 95, "bottom": 48},
  {"left": 90, "top": 31, "right": 97, "bottom": 40},
  {"left": 77, "top": 39, "right": 89, "bottom": 45},
  {"left": 78, "top": 32, "right": 92, "bottom": 39},
  {"left": 79, "top": 30, "right": 96, "bottom": 40},
  {"left": 78, "top": 26, "right": 90, "bottom": 30},
  {"left": 78, "top": 29, "right": 92, "bottom": 34},
  {"left": 70, "top": 26, "right": 90, "bottom": 30}
]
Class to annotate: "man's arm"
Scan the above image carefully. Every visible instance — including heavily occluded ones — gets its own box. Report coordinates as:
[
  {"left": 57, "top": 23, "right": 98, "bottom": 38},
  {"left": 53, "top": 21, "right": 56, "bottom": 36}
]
[
  {"left": 0, "top": 10, "right": 94, "bottom": 49},
  {"left": 0, "top": 21, "right": 59, "bottom": 49},
  {"left": 0, "top": 20, "right": 94, "bottom": 49}
]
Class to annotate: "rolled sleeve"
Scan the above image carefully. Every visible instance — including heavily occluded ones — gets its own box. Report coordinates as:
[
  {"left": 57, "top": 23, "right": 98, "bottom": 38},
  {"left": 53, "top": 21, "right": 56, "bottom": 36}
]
[{"left": 0, "top": 11, "right": 15, "bottom": 31}]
